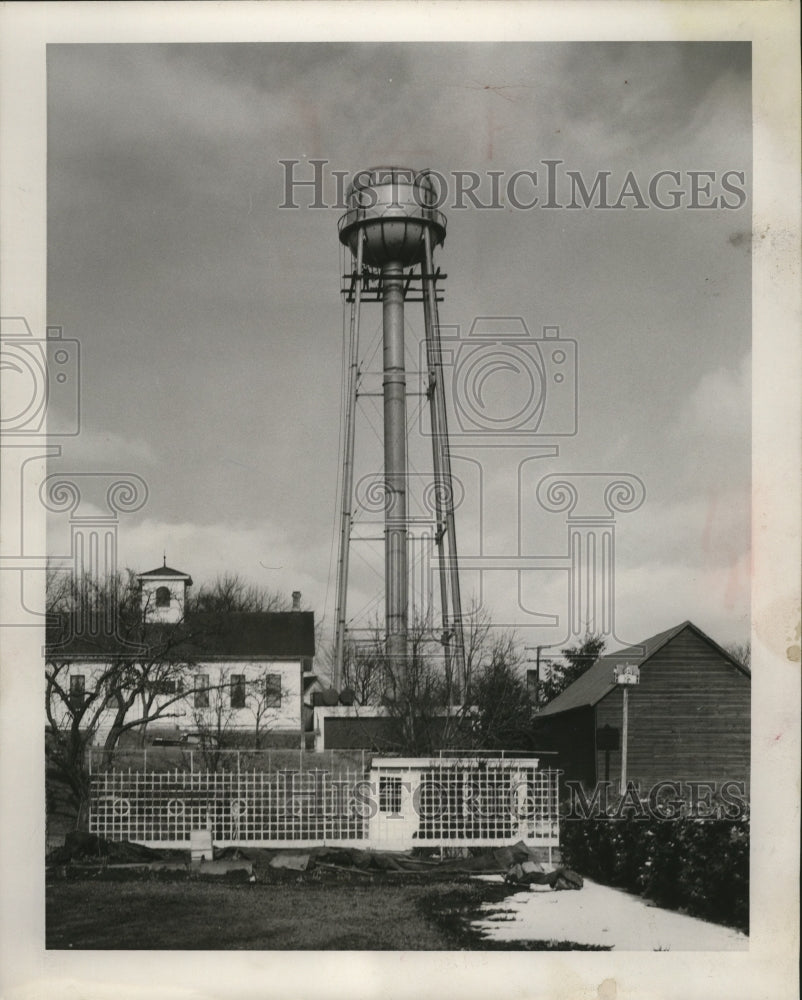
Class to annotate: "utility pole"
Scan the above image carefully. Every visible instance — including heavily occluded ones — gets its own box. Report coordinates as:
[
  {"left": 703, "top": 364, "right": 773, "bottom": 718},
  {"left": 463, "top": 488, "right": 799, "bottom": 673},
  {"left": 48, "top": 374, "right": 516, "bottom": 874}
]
[
  {"left": 525, "top": 645, "right": 551, "bottom": 708},
  {"left": 621, "top": 684, "right": 629, "bottom": 791},
  {"left": 614, "top": 663, "right": 640, "bottom": 792}
]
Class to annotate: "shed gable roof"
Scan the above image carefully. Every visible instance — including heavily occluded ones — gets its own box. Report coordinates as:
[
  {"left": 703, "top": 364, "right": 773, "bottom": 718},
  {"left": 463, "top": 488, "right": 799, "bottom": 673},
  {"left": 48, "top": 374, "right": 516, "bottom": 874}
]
[{"left": 536, "top": 621, "right": 749, "bottom": 718}]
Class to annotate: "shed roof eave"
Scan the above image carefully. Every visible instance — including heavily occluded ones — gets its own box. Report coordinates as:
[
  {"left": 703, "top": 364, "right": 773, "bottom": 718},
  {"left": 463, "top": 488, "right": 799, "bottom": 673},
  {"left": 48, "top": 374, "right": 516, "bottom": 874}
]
[{"left": 536, "top": 619, "right": 751, "bottom": 720}]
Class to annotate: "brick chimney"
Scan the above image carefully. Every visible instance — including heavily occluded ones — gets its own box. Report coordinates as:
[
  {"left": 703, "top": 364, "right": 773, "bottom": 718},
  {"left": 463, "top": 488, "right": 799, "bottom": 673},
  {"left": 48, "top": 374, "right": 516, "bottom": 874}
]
[{"left": 292, "top": 590, "right": 302, "bottom": 611}]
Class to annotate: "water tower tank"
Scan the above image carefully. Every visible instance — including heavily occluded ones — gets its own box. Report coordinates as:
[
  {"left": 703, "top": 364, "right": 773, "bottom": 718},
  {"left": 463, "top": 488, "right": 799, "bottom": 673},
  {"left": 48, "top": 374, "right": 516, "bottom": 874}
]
[{"left": 338, "top": 166, "right": 446, "bottom": 268}]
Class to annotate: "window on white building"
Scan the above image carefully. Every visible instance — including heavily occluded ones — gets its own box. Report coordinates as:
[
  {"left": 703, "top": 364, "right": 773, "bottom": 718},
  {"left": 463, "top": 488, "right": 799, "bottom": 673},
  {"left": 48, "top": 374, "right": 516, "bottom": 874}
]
[
  {"left": 265, "top": 673, "right": 282, "bottom": 708},
  {"left": 379, "top": 776, "right": 402, "bottom": 814},
  {"left": 155, "top": 586, "right": 171, "bottom": 607},
  {"left": 194, "top": 674, "right": 209, "bottom": 708},
  {"left": 230, "top": 674, "right": 246, "bottom": 709},
  {"left": 69, "top": 674, "right": 85, "bottom": 709}
]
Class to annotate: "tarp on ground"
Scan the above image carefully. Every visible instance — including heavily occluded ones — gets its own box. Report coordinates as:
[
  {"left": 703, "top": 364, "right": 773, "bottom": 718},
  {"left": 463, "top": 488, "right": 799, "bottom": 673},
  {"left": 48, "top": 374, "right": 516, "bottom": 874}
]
[
  {"left": 219, "top": 839, "right": 546, "bottom": 875},
  {"left": 49, "top": 836, "right": 554, "bottom": 879},
  {"left": 47, "top": 832, "right": 166, "bottom": 863}
]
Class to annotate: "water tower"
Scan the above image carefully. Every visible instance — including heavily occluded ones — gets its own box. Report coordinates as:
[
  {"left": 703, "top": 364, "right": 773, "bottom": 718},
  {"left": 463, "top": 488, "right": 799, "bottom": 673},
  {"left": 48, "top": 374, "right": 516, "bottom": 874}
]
[{"left": 333, "top": 166, "right": 465, "bottom": 692}]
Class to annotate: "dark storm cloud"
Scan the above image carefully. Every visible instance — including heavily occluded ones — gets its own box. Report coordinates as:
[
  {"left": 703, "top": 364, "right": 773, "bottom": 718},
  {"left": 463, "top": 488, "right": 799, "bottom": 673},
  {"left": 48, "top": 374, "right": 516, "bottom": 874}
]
[
  {"left": 46, "top": 41, "right": 751, "bottom": 641},
  {"left": 553, "top": 42, "right": 750, "bottom": 152}
]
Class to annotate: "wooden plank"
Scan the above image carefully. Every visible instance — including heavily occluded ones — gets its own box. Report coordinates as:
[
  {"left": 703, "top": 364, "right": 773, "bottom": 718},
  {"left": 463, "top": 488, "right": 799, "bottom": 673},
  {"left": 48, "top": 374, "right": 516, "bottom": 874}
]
[{"left": 591, "top": 627, "right": 750, "bottom": 787}]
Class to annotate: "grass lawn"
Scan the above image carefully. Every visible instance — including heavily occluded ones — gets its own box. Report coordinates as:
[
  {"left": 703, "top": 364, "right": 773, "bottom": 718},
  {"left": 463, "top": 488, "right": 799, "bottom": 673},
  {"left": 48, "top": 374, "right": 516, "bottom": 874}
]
[
  {"left": 46, "top": 875, "right": 484, "bottom": 950},
  {"left": 46, "top": 872, "right": 609, "bottom": 950}
]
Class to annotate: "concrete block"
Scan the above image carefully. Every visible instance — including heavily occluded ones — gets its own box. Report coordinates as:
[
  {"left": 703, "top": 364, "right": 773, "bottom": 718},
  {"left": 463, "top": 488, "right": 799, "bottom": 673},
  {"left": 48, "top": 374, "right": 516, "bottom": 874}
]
[{"left": 190, "top": 828, "right": 213, "bottom": 862}]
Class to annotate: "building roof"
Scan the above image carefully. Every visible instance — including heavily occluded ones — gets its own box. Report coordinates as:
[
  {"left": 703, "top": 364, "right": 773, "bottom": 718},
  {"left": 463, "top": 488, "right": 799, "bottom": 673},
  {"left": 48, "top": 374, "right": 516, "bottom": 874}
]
[
  {"left": 46, "top": 610, "right": 315, "bottom": 660},
  {"left": 188, "top": 612, "right": 315, "bottom": 658},
  {"left": 536, "top": 621, "right": 748, "bottom": 718},
  {"left": 138, "top": 564, "right": 193, "bottom": 581}
]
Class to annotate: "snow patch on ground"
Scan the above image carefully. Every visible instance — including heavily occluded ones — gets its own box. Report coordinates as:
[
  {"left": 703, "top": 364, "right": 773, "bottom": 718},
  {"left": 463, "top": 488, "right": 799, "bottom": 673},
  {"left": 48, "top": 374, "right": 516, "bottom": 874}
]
[{"left": 472, "top": 876, "right": 748, "bottom": 951}]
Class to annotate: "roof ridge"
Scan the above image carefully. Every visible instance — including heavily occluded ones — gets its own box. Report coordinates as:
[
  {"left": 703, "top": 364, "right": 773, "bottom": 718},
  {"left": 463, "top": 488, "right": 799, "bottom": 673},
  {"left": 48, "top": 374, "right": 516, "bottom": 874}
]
[
  {"left": 536, "top": 620, "right": 724, "bottom": 718},
  {"left": 598, "top": 620, "right": 690, "bottom": 663},
  {"left": 139, "top": 564, "right": 192, "bottom": 577}
]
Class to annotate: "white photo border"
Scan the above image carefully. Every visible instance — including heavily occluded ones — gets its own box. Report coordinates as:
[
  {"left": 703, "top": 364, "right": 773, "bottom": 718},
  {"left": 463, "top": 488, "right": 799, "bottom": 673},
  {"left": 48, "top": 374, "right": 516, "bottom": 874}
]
[{"left": 1, "top": 3, "right": 799, "bottom": 998}]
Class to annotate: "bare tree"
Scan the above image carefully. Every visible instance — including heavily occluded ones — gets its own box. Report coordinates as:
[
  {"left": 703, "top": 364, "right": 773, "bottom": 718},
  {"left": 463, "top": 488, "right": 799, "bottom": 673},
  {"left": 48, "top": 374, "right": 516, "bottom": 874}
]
[
  {"left": 468, "top": 631, "right": 535, "bottom": 750},
  {"left": 337, "top": 603, "right": 536, "bottom": 755},
  {"left": 460, "top": 600, "right": 495, "bottom": 700},
  {"left": 190, "top": 666, "right": 284, "bottom": 769},
  {"left": 189, "top": 667, "right": 236, "bottom": 771},
  {"left": 725, "top": 640, "right": 751, "bottom": 671},
  {"left": 46, "top": 570, "right": 199, "bottom": 826},
  {"left": 339, "top": 622, "right": 390, "bottom": 705},
  {"left": 337, "top": 600, "right": 491, "bottom": 708},
  {"left": 382, "top": 612, "right": 463, "bottom": 754},
  {"left": 332, "top": 613, "right": 463, "bottom": 754},
  {"left": 46, "top": 569, "right": 290, "bottom": 827},
  {"left": 189, "top": 573, "right": 290, "bottom": 614}
]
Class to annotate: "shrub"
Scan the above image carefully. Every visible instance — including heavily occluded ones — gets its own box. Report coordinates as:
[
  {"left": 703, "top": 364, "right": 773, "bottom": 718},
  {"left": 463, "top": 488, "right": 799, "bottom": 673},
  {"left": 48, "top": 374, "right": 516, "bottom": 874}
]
[{"left": 560, "top": 815, "right": 749, "bottom": 933}]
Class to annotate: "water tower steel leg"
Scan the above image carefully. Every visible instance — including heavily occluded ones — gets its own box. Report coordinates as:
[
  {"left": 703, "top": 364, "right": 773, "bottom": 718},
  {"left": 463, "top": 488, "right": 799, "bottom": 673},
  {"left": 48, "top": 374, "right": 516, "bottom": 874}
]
[
  {"left": 333, "top": 232, "right": 364, "bottom": 690},
  {"left": 422, "top": 252, "right": 454, "bottom": 689},
  {"left": 423, "top": 226, "right": 466, "bottom": 699},
  {"left": 382, "top": 260, "right": 409, "bottom": 671}
]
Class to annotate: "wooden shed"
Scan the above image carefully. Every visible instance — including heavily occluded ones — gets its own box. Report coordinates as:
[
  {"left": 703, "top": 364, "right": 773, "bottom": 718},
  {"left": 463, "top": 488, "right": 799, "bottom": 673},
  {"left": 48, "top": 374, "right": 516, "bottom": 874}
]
[{"left": 534, "top": 621, "right": 750, "bottom": 791}]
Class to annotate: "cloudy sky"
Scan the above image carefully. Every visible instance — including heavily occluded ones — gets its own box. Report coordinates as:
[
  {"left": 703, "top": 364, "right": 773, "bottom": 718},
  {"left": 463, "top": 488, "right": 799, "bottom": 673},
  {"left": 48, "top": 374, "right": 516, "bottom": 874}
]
[{"left": 46, "top": 42, "right": 751, "bottom": 660}]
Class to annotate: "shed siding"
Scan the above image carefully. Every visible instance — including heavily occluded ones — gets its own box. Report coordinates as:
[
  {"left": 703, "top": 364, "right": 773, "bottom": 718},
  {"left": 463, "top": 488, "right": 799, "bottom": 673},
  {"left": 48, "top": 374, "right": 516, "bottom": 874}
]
[
  {"left": 593, "top": 627, "right": 750, "bottom": 788},
  {"left": 534, "top": 707, "right": 596, "bottom": 787}
]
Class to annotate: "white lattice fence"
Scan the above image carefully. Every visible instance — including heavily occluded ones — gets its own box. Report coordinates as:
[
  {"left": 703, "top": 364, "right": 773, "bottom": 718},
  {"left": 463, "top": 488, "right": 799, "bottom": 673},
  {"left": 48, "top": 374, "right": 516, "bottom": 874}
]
[
  {"left": 89, "top": 768, "right": 369, "bottom": 848},
  {"left": 413, "top": 764, "right": 560, "bottom": 843},
  {"left": 89, "top": 758, "right": 560, "bottom": 852},
  {"left": 369, "top": 759, "right": 560, "bottom": 851}
]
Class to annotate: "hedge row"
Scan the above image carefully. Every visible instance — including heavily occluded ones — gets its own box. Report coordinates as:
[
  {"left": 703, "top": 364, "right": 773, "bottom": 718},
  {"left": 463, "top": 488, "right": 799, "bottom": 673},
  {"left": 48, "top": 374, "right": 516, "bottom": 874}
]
[{"left": 560, "top": 816, "right": 749, "bottom": 934}]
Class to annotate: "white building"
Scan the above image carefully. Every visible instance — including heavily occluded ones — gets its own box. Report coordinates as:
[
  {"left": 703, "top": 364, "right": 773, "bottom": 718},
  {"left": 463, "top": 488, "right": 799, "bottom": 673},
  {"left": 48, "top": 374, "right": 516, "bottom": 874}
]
[
  {"left": 46, "top": 562, "right": 317, "bottom": 749},
  {"left": 137, "top": 560, "right": 193, "bottom": 624}
]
